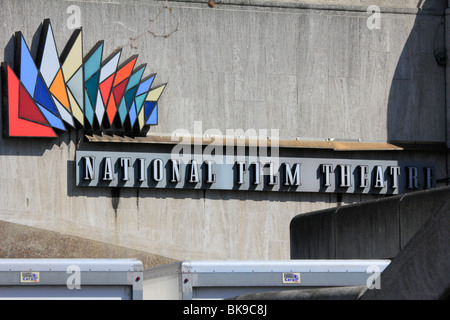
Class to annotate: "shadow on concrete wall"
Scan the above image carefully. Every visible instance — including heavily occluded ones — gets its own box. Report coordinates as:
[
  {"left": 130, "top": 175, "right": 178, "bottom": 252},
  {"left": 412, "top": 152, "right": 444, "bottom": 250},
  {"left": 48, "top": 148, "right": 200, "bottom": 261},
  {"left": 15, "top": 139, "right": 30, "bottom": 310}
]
[{"left": 386, "top": 0, "right": 447, "bottom": 145}]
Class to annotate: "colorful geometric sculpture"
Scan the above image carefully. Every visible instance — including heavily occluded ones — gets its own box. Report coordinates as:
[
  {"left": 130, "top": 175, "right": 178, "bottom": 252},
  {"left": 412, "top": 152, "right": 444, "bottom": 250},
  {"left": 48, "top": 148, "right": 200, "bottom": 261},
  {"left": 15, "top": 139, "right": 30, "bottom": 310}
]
[{"left": 2, "top": 19, "right": 166, "bottom": 138}]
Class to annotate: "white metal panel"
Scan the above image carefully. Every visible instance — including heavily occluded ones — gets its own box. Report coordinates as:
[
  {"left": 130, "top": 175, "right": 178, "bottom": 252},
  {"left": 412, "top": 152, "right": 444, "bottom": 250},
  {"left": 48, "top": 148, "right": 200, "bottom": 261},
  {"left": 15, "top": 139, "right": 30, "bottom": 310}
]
[
  {"left": 0, "top": 285, "right": 130, "bottom": 300},
  {"left": 182, "top": 260, "right": 391, "bottom": 273},
  {"left": 143, "top": 274, "right": 181, "bottom": 300},
  {"left": 0, "top": 259, "right": 143, "bottom": 272}
]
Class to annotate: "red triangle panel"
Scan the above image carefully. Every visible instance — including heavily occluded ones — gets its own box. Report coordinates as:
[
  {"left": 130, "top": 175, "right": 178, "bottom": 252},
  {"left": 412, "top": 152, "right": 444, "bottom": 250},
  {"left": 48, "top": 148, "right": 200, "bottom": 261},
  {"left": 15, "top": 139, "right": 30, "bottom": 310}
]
[
  {"left": 113, "top": 79, "right": 128, "bottom": 105},
  {"left": 99, "top": 74, "right": 115, "bottom": 105},
  {"left": 19, "top": 84, "right": 49, "bottom": 125},
  {"left": 6, "top": 65, "right": 57, "bottom": 137}
]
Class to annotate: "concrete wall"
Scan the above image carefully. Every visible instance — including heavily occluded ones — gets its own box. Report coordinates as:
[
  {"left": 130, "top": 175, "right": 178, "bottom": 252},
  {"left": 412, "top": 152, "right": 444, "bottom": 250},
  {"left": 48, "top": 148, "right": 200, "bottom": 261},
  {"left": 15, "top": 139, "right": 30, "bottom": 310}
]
[
  {"left": 0, "top": 0, "right": 448, "bottom": 262},
  {"left": 290, "top": 186, "right": 450, "bottom": 259},
  {"left": 359, "top": 186, "right": 450, "bottom": 300},
  {"left": 1, "top": 0, "right": 447, "bottom": 141}
]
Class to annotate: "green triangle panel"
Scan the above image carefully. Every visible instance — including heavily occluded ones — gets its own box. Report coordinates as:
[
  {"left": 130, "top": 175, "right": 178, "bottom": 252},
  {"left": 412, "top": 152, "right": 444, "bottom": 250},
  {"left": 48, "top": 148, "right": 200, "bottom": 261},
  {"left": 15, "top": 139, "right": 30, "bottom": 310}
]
[
  {"left": 84, "top": 89, "right": 95, "bottom": 126},
  {"left": 85, "top": 71, "right": 100, "bottom": 107},
  {"left": 118, "top": 99, "right": 128, "bottom": 124},
  {"left": 84, "top": 42, "right": 103, "bottom": 81},
  {"left": 134, "top": 93, "right": 147, "bottom": 113},
  {"left": 124, "top": 86, "right": 139, "bottom": 109}
]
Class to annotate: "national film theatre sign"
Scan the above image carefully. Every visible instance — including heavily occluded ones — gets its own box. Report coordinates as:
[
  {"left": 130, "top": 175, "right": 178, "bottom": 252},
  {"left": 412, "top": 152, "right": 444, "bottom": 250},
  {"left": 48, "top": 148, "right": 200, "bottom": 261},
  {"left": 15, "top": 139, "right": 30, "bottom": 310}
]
[{"left": 76, "top": 150, "right": 435, "bottom": 195}]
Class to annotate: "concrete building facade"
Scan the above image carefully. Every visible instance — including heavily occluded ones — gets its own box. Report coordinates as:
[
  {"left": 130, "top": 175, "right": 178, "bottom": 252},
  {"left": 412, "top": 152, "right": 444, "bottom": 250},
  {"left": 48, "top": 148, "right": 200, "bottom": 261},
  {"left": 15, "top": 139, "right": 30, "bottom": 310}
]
[{"left": 0, "top": 0, "right": 448, "bottom": 265}]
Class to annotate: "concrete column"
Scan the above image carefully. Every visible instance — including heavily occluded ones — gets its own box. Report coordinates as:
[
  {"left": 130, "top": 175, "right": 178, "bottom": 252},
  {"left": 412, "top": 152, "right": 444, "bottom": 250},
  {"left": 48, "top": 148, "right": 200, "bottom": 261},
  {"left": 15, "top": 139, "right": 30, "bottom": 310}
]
[{"left": 446, "top": 1, "right": 450, "bottom": 183}]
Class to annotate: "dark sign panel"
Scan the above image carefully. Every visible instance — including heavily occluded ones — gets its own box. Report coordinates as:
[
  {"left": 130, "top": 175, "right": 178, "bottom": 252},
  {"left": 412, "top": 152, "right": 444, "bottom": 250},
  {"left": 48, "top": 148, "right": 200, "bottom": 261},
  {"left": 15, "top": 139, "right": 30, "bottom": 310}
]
[{"left": 76, "top": 151, "right": 435, "bottom": 195}]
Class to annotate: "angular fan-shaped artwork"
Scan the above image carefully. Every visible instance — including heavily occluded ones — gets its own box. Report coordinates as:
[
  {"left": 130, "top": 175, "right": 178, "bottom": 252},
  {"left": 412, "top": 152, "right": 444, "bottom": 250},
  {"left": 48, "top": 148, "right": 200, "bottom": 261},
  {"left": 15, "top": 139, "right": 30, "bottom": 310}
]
[{"left": 2, "top": 19, "right": 166, "bottom": 138}]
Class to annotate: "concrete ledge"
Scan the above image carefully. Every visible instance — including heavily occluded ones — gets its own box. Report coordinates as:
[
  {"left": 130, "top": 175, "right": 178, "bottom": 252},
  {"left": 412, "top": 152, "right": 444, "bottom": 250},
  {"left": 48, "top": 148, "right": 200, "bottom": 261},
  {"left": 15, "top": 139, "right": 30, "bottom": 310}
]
[
  {"left": 158, "top": 0, "right": 446, "bottom": 15},
  {"left": 85, "top": 133, "right": 406, "bottom": 151}
]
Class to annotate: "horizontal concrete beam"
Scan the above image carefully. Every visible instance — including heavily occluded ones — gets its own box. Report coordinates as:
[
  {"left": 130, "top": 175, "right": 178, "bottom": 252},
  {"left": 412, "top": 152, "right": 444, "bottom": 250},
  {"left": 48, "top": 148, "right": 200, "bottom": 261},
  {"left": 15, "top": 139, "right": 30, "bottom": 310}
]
[{"left": 159, "top": 0, "right": 447, "bottom": 15}]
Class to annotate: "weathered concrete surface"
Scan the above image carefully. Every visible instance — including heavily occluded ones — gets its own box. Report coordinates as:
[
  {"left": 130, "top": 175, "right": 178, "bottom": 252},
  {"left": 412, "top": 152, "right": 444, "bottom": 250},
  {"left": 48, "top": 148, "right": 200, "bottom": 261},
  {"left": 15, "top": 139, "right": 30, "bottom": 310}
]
[
  {"left": 0, "top": 0, "right": 447, "bottom": 262},
  {"left": 359, "top": 192, "right": 450, "bottom": 299},
  {"left": 0, "top": 219, "right": 177, "bottom": 269},
  {"left": 0, "top": 0, "right": 446, "bottom": 142},
  {"left": 290, "top": 186, "right": 450, "bottom": 259},
  {"left": 446, "top": 0, "right": 450, "bottom": 189}
]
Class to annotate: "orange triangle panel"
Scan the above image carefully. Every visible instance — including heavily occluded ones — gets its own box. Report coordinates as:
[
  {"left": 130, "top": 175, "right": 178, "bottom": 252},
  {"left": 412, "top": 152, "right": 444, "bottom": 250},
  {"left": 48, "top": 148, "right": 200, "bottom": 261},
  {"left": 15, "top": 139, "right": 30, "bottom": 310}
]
[
  {"left": 49, "top": 69, "right": 71, "bottom": 112},
  {"left": 114, "top": 57, "right": 137, "bottom": 87},
  {"left": 106, "top": 95, "right": 117, "bottom": 125}
]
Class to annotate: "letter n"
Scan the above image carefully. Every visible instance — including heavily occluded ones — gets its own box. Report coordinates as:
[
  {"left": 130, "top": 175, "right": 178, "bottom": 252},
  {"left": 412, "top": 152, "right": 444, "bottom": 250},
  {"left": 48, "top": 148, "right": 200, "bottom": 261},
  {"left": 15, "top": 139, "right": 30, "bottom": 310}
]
[{"left": 83, "top": 156, "right": 95, "bottom": 180}]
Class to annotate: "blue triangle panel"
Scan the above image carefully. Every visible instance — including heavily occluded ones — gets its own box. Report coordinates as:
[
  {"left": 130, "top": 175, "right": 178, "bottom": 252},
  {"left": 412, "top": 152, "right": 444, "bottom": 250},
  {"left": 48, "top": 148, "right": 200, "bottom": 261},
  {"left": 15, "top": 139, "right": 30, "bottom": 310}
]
[
  {"left": 146, "top": 104, "right": 158, "bottom": 125},
  {"left": 37, "top": 103, "right": 66, "bottom": 131},
  {"left": 136, "top": 75, "right": 155, "bottom": 96},
  {"left": 129, "top": 101, "right": 137, "bottom": 126},
  {"left": 20, "top": 36, "right": 38, "bottom": 95},
  {"left": 144, "top": 101, "right": 156, "bottom": 120},
  {"left": 34, "top": 75, "right": 59, "bottom": 115}
]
